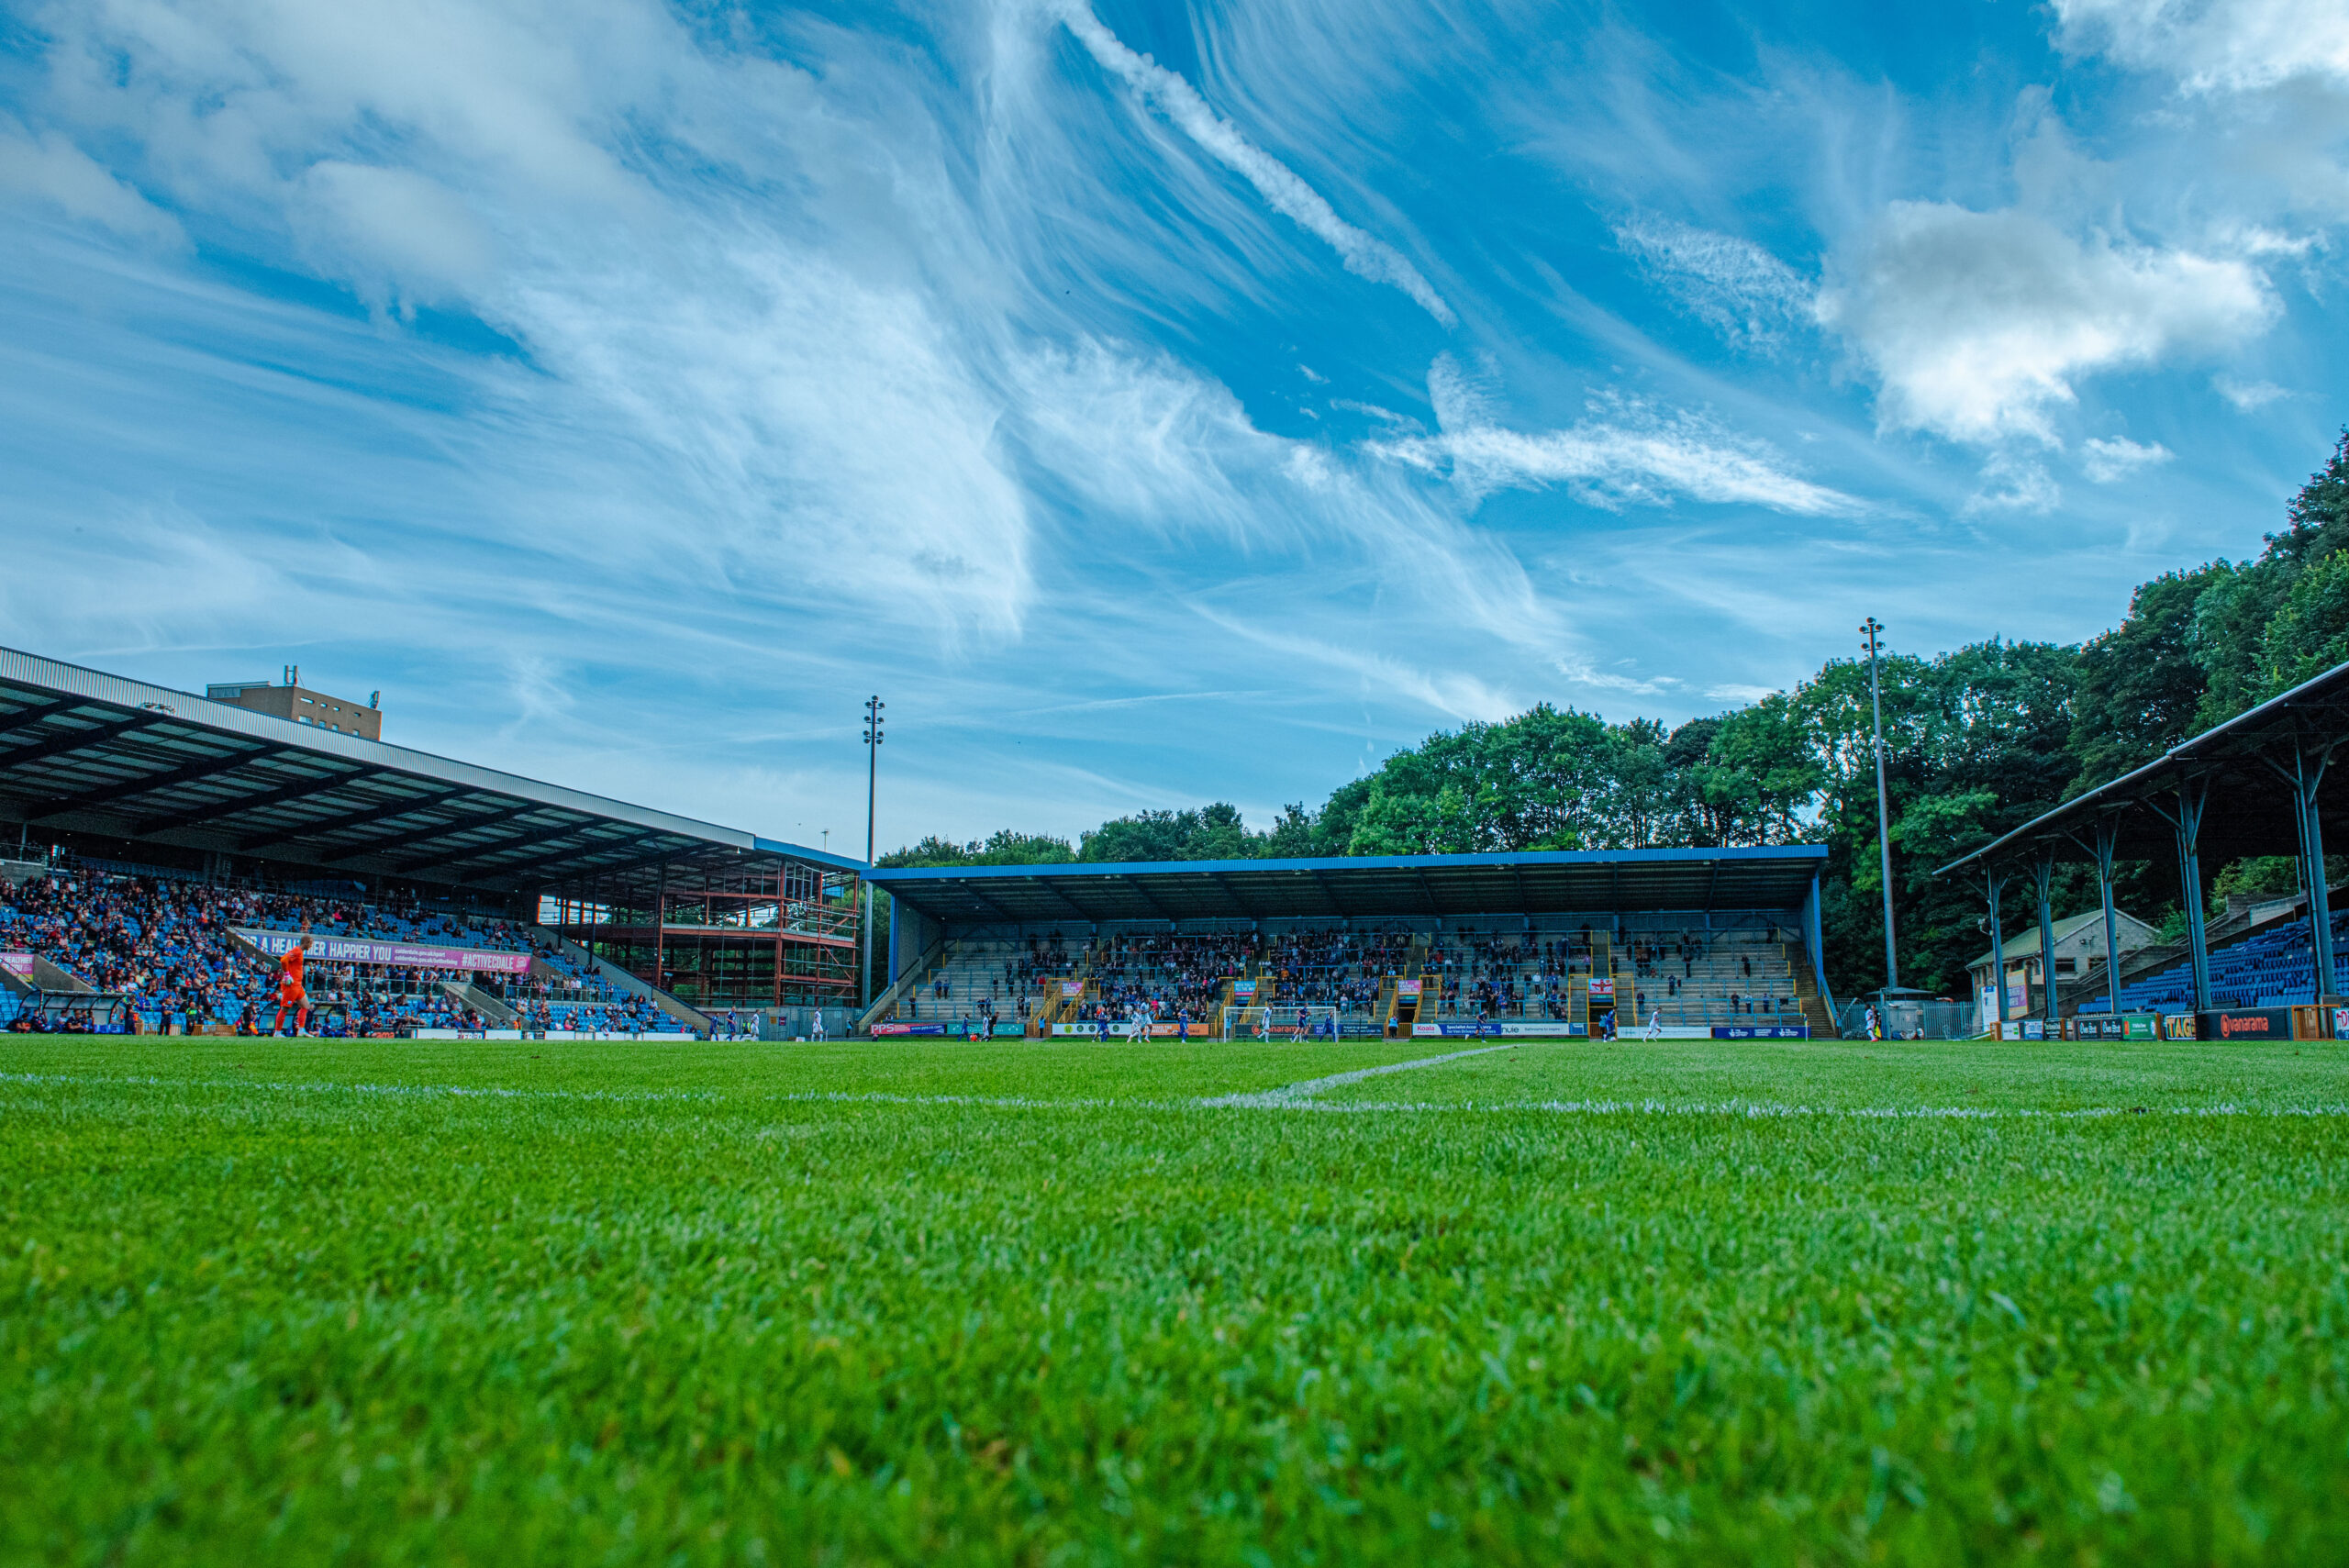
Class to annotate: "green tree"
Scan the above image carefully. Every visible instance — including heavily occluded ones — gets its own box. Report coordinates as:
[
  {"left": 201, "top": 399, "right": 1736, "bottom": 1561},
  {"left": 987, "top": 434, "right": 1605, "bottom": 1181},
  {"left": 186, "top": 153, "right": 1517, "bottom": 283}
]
[
  {"left": 2069, "top": 569, "right": 2213, "bottom": 793},
  {"left": 2257, "top": 550, "right": 2349, "bottom": 696}
]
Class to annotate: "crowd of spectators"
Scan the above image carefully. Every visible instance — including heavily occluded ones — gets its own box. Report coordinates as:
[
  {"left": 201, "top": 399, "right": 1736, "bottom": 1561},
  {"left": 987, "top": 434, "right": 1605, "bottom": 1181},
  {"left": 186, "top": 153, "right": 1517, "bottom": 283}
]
[
  {"left": 1266, "top": 929, "right": 1409, "bottom": 1013},
  {"left": 0, "top": 858, "right": 686, "bottom": 1036},
  {"left": 1082, "top": 929, "right": 1253, "bottom": 1022}
]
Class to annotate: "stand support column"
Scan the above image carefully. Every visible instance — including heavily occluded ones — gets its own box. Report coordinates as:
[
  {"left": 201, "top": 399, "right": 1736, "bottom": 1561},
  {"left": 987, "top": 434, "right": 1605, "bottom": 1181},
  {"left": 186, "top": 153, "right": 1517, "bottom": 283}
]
[{"left": 2034, "top": 851, "right": 2060, "bottom": 1028}]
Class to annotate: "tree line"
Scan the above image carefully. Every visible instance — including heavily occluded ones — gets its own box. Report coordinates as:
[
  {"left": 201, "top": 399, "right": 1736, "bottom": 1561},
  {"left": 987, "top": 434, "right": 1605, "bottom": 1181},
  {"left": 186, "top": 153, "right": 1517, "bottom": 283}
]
[{"left": 884, "top": 431, "right": 2349, "bottom": 999}]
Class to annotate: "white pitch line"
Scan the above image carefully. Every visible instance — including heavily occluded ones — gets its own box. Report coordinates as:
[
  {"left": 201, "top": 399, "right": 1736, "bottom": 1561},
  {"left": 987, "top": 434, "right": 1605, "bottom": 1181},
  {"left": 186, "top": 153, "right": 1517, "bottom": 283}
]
[
  {"left": 6, "top": 1069, "right": 2347, "bottom": 1119},
  {"left": 1193, "top": 1044, "right": 1522, "bottom": 1106}
]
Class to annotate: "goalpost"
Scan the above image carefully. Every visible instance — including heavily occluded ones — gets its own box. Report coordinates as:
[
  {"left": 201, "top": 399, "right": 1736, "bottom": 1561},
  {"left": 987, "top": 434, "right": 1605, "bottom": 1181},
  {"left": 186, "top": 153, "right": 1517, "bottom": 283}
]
[{"left": 1220, "top": 1004, "right": 1342, "bottom": 1041}]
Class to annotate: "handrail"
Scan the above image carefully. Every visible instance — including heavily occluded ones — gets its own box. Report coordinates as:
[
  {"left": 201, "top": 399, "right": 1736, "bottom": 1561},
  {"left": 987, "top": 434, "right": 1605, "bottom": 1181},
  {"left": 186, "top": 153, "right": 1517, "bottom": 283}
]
[{"left": 854, "top": 929, "right": 948, "bottom": 1033}]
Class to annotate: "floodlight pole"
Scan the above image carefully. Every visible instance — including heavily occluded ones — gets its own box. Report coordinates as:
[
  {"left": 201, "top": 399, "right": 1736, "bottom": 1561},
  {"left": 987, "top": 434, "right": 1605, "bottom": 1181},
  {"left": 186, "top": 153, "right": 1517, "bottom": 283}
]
[
  {"left": 862, "top": 695, "right": 885, "bottom": 1013},
  {"left": 1862, "top": 617, "right": 1898, "bottom": 991}
]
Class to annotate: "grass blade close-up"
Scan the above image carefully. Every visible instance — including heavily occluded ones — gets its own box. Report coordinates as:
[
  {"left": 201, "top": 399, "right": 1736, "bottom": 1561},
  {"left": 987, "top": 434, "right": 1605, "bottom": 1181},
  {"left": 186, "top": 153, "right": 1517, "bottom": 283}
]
[{"left": 5, "top": 1034, "right": 2346, "bottom": 1564}]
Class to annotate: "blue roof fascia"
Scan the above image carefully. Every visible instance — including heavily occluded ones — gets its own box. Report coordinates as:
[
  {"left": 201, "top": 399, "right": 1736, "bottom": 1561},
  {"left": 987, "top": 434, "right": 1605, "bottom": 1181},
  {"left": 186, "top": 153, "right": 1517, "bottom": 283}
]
[{"left": 863, "top": 844, "right": 1828, "bottom": 884}]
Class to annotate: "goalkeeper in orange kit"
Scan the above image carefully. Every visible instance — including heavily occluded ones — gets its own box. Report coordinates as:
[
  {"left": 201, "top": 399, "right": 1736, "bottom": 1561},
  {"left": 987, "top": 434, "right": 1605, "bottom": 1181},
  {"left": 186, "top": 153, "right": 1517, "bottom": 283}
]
[{"left": 272, "top": 932, "right": 313, "bottom": 1037}]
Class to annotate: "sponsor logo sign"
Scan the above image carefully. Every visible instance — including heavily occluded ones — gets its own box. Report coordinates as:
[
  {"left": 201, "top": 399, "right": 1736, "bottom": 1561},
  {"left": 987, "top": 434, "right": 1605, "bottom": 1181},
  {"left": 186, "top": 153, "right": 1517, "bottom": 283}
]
[
  {"left": 992, "top": 1023, "right": 1026, "bottom": 1037},
  {"left": 238, "top": 929, "right": 532, "bottom": 974},
  {"left": 871, "top": 1022, "right": 945, "bottom": 1037},
  {"left": 1230, "top": 980, "right": 1258, "bottom": 1000},
  {"left": 1712, "top": 1025, "right": 1809, "bottom": 1040},
  {"left": 2021, "top": 1019, "right": 2046, "bottom": 1040},
  {"left": 1396, "top": 979, "right": 1421, "bottom": 998},
  {"left": 1051, "top": 1021, "right": 1186, "bottom": 1037},
  {"left": 2124, "top": 1015, "right": 2160, "bottom": 1040},
  {"left": 1412, "top": 1020, "right": 1582, "bottom": 1038},
  {"left": 0, "top": 952, "right": 32, "bottom": 978},
  {"left": 2201, "top": 1007, "right": 2296, "bottom": 1040},
  {"left": 1060, "top": 980, "right": 1083, "bottom": 998},
  {"left": 2335, "top": 1006, "right": 2349, "bottom": 1040}
]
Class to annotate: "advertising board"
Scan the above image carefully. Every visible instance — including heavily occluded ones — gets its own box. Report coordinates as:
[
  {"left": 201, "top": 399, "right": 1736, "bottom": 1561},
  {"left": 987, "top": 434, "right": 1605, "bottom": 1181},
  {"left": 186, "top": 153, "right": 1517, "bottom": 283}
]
[
  {"left": 1396, "top": 979, "right": 1421, "bottom": 998},
  {"left": 1713, "top": 1025, "right": 1809, "bottom": 1039},
  {"left": 1060, "top": 980, "right": 1083, "bottom": 997},
  {"left": 871, "top": 1022, "right": 945, "bottom": 1037},
  {"left": 238, "top": 928, "right": 532, "bottom": 974},
  {"left": 0, "top": 952, "right": 32, "bottom": 979},
  {"left": 1230, "top": 979, "right": 1258, "bottom": 1000},
  {"left": 1411, "top": 1021, "right": 1585, "bottom": 1038},
  {"left": 2199, "top": 1007, "right": 2297, "bottom": 1041}
]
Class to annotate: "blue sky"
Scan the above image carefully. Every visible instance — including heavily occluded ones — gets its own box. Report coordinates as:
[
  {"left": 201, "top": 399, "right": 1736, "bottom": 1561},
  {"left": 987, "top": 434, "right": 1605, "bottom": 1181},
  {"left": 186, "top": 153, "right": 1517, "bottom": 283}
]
[{"left": 1, "top": 0, "right": 2343, "bottom": 853}]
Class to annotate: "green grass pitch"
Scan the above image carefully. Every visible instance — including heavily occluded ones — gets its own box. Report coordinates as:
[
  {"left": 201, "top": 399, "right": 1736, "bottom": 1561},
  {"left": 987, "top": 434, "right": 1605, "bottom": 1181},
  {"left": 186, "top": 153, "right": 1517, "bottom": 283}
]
[{"left": 4, "top": 1033, "right": 2346, "bottom": 1563}]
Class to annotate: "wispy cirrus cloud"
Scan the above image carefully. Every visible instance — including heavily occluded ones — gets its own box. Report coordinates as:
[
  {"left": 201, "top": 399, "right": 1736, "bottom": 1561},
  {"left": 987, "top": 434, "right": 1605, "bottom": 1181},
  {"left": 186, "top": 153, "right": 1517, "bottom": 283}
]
[
  {"left": 1366, "top": 354, "right": 1855, "bottom": 516},
  {"left": 1612, "top": 213, "right": 1815, "bottom": 352},
  {"left": 1048, "top": 1, "right": 1456, "bottom": 327},
  {"left": 3, "top": 0, "right": 2342, "bottom": 854}
]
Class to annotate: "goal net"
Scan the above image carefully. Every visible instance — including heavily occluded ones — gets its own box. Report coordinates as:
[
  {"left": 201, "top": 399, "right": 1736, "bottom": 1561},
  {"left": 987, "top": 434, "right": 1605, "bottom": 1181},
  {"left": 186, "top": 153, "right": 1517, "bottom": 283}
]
[{"left": 1220, "top": 1004, "right": 1342, "bottom": 1041}]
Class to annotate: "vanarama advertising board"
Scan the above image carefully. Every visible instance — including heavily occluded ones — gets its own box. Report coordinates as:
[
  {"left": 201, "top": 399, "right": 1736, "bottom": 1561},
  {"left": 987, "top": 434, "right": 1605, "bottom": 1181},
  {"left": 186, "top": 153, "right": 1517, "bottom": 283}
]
[{"left": 2199, "top": 1007, "right": 2297, "bottom": 1041}]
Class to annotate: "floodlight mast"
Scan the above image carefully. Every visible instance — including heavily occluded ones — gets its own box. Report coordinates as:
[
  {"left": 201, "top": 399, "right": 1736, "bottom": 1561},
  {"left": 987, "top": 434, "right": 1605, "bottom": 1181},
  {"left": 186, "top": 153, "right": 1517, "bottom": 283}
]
[
  {"left": 1861, "top": 617, "right": 1898, "bottom": 991},
  {"left": 863, "top": 695, "right": 884, "bottom": 1011}
]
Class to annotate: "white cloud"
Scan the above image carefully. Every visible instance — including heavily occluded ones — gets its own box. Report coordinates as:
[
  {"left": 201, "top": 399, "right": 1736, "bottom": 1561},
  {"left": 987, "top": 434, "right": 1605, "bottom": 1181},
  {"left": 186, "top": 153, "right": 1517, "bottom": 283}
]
[
  {"left": 1612, "top": 213, "right": 1814, "bottom": 351},
  {"left": 0, "top": 117, "right": 184, "bottom": 246},
  {"left": 1817, "top": 201, "right": 2275, "bottom": 446},
  {"left": 295, "top": 161, "right": 495, "bottom": 313},
  {"left": 1963, "top": 452, "right": 2062, "bottom": 514},
  {"left": 2215, "top": 373, "right": 2291, "bottom": 409},
  {"left": 2081, "top": 435, "right": 2176, "bottom": 482},
  {"left": 2054, "top": 0, "right": 2349, "bottom": 95},
  {"left": 1050, "top": 2, "right": 1456, "bottom": 326},
  {"left": 1368, "top": 353, "right": 1856, "bottom": 516}
]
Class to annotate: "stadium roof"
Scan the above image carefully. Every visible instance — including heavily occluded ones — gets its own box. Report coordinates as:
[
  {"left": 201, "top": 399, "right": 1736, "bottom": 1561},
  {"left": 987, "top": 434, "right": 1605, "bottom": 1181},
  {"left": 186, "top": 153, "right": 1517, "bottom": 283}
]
[
  {"left": 1935, "top": 656, "right": 2349, "bottom": 879},
  {"left": 0, "top": 647, "right": 862, "bottom": 896},
  {"left": 866, "top": 845, "right": 1828, "bottom": 925}
]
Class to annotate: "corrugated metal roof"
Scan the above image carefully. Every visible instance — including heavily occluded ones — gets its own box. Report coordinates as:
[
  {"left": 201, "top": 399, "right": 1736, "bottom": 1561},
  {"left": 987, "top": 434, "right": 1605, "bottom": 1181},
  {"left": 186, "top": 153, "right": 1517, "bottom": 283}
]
[
  {"left": 0, "top": 646, "right": 863, "bottom": 895},
  {"left": 1936, "top": 656, "right": 2349, "bottom": 879},
  {"left": 867, "top": 845, "right": 1826, "bottom": 924}
]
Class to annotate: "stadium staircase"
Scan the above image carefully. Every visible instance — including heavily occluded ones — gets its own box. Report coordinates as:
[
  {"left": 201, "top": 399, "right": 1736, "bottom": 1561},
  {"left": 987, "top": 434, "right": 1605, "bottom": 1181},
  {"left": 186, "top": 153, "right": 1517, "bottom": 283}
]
[
  {"left": 529, "top": 926, "right": 712, "bottom": 1034},
  {"left": 1786, "top": 946, "right": 1838, "bottom": 1037},
  {"left": 443, "top": 979, "right": 518, "bottom": 1027}
]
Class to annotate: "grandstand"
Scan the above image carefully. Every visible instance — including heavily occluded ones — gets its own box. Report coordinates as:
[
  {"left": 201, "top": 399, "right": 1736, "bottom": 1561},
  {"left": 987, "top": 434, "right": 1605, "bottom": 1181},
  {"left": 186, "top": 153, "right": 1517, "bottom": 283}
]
[
  {"left": 0, "top": 648, "right": 861, "bottom": 1036},
  {"left": 863, "top": 847, "right": 1835, "bottom": 1038},
  {"left": 1939, "top": 658, "right": 2349, "bottom": 1035},
  {"left": 2095, "top": 902, "right": 2348, "bottom": 1015}
]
